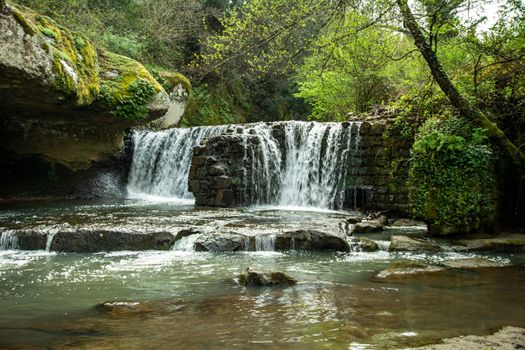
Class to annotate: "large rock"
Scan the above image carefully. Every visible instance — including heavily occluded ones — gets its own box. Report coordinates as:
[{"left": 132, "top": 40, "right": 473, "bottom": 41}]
[
  {"left": 0, "top": 2, "right": 190, "bottom": 190},
  {"left": 238, "top": 267, "right": 297, "bottom": 287},
  {"left": 194, "top": 232, "right": 248, "bottom": 252},
  {"left": 413, "top": 326, "right": 525, "bottom": 350},
  {"left": 351, "top": 220, "right": 384, "bottom": 234},
  {"left": 349, "top": 237, "right": 379, "bottom": 252},
  {"left": 49, "top": 230, "right": 175, "bottom": 252},
  {"left": 389, "top": 235, "right": 441, "bottom": 252},
  {"left": 455, "top": 234, "right": 525, "bottom": 253},
  {"left": 275, "top": 230, "right": 350, "bottom": 252},
  {"left": 390, "top": 218, "right": 427, "bottom": 227},
  {"left": 11, "top": 230, "right": 47, "bottom": 250}
]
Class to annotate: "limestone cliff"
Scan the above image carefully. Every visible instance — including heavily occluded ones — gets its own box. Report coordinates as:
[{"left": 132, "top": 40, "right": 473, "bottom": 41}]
[
  {"left": 0, "top": 3, "right": 189, "bottom": 170},
  {"left": 0, "top": 2, "right": 190, "bottom": 173}
]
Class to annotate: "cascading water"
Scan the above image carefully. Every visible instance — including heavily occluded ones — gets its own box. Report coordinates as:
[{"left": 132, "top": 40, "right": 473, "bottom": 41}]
[
  {"left": 0, "top": 231, "right": 19, "bottom": 250},
  {"left": 128, "top": 126, "right": 228, "bottom": 199},
  {"left": 255, "top": 234, "right": 276, "bottom": 251},
  {"left": 240, "top": 124, "right": 282, "bottom": 205},
  {"left": 278, "top": 122, "right": 358, "bottom": 209},
  {"left": 128, "top": 121, "right": 361, "bottom": 209}
]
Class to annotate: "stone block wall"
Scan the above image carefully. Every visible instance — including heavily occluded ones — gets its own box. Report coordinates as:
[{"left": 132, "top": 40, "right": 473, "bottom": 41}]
[
  {"left": 188, "top": 119, "right": 413, "bottom": 214},
  {"left": 345, "top": 118, "right": 412, "bottom": 214}
]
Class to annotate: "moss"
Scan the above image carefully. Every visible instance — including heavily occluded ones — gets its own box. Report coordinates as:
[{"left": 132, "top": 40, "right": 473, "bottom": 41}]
[
  {"left": 9, "top": 3, "right": 170, "bottom": 120},
  {"left": 11, "top": 5, "right": 37, "bottom": 35},
  {"left": 159, "top": 71, "right": 191, "bottom": 93},
  {"left": 146, "top": 65, "right": 191, "bottom": 94},
  {"left": 11, "top": 4, "right": 100, "bottom": 105},
  {"left": 408, "top": 116, "right": 497, "bottom": 235},
  {"left": 98, "top": 50, "right": 162, "bottom": 120}
]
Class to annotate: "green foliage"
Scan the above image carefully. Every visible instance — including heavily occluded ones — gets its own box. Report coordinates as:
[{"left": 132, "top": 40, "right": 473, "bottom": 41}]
[
  {"left": 295, "top": 11, "right": 422, "bottom": 121},
  {"left": 183, "top": 83, "right": 244, "bottom": 126},
  {"left": 408, "top": 116, "right": 497, "bottom": 234}
]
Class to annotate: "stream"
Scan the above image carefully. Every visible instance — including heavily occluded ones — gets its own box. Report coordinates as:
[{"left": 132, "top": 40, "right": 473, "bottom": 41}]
[{"left": 1, "top": 199, "right": 524, "bottom": 349}]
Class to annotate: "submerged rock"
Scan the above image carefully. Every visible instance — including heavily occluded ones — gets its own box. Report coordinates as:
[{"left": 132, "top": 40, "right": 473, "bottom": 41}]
[
  {"left": 413, "top": 326, "right": 525, "bottom": 349},
  {"left": 238, "top": 267, "right": 297, "bottom": 287},
  {"left": 49, "top": 230, "right": 175, "bottom": 252},
  {"left": 388, "top": 235, "right": 441, "bottom": 252},
  {"left": 376, "top": 261, "right": 444, "bottom": 279},
  {"left": 442, "top": 257, "right": 507, "bottom": 269},
  {"left": 275, "top": 230, "right": 350, "bottom": 252},
  {"left": 96, "top": 301, "right": 158, "bottom": 317}
]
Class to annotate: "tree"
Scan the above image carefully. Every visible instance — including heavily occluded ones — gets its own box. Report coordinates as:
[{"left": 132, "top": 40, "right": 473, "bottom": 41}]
[
  {"left": 396, "top": 0, "right": 524, "bottom": 164},
  {"left": 198, "top": 0, "right": 524, "bottom": 163}
]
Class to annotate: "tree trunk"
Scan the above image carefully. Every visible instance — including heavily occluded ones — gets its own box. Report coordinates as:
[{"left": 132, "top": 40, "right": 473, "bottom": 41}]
[{"left": 396, "top": 0, "right": 524, "bottom": 165}]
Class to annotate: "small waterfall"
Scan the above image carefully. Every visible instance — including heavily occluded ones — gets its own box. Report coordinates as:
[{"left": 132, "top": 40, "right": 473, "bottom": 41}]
[
  {"left": 128, "top": 126, "right": 228, "bottom": 198},
  {"left": 0, "top": 231, "right": 19, "bottom": 250},
  {"left": 45, "top": 232, "right": 57, "bottom": 252},
  {"left": 255, "top": 234, "right": 276, "bottom": 251},
  {"left": 172, "top": 234, "right": 199, "bottom": 252}
]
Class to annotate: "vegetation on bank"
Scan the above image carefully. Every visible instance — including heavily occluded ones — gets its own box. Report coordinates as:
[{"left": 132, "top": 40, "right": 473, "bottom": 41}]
[{"left": 409, "top": 117, "right": 497, "bottom": 234}]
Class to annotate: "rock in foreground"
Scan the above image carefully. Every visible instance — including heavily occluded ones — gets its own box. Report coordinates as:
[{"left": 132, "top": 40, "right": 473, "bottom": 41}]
[
  {"left": 238, "top": 267, "right": 297, "bottom": 287},
  {"left": 275, "top": 230, "right": 350, "bottom": 252},
  {"left": 411, "top": 326, "right": 525, "bottom": 350},
  {"left": 376, "top": 261, "right": 444, "bottom": 279}
]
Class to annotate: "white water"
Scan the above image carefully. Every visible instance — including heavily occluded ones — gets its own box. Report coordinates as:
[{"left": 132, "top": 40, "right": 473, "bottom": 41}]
[
  {"left": 129, "top": 121, "right": 361, "bottom": 210},
  {"left": 278, "top": 122, "right": 358, "bottom": 209},
  {"left": 172, "top": 234, "right": 200, "bottom": 252},
  {"left": 0, "top": 231, "right": 19, "bottom": 250},
  {"left": 45, "top": 232, "right": 57, "bottom": 252},
  {"left": 255, "top": 234, "right": 276, "bottom": 251},
  {"left": 128, "top": 126, "right": 229, "bottom": 199}
]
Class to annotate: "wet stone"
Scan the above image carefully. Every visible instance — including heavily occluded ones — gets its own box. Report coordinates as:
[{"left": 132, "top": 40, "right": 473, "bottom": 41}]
[{"left": 238, "top": 267, "right": 297, "bottom": 287}]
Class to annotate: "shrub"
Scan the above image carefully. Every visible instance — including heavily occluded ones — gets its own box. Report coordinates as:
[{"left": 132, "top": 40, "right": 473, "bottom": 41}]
[{"left": 408, "top": 116, "right": 497, "bottom": 234}]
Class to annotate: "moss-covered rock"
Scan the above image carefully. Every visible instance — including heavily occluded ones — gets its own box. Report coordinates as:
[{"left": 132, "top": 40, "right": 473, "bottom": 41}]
[
  {"left": 1, "top": 2, "right": 190, "bottom": 121},
  {"left": 0, "top": 2, "right": 191, "bottom": 172},
  {"left": 11, "top": 3, "right": 100, "bottom": 105},
  {"left": 98, "top": 50, "right": 166, "bottom": 120}
]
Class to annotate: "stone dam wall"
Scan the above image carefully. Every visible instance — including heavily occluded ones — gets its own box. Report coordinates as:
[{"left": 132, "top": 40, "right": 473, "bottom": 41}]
[{"left": 188, "top": 118, "right": 411, "bottom": 213}]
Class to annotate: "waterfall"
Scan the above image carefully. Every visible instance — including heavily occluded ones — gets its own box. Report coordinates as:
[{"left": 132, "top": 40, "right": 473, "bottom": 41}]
[
  {"left": 45, "top": 232, "right": 57, "bottom": 252},
  {"left": 128, "top": 121, "right": 361, "bottom": 209},
  {"left": 241, "top": 124, "right": 282, "bottom": 205},
  {"left": 172, "top": 234, "right": 199, "bottom": 252},
  {"left": 278, "top": 122, "right": 357, "bottom": 209},
  {"left": 128, "top": 125, "right": 228, "bottom": 199},
  {"left": 0, "top": 231, "right": 19, "bottom": 250},
  {"left": 255, "top": 234, "right": 276, "bottom": 251}
]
